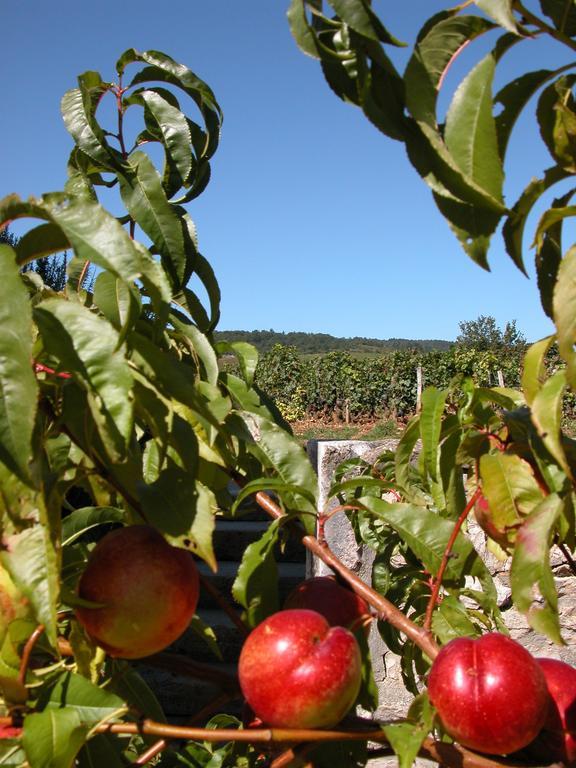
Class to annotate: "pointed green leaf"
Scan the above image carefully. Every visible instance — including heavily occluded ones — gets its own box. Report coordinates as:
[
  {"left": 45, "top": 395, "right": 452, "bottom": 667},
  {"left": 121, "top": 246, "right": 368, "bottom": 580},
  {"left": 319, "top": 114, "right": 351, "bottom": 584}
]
[
  {"left": 76, "top": 735, "right": 126, "bottom": 768},
  {"left": 328, "top": 0, "right": 405, "bottom": 45},
  {"left": 232, "top": 520, "right": 280, "bottom": 627},
  {"left": 215, "top": 341, "right": 259, "bottom": 388},
  {"left": 36, "top": 195, "right": 171, "bottom": 309},
  {"left": 62, "top": 507, "right": 125, "bottom": 547},
  {"left": 510, "top": 494, "right": 564, "bottom": 644},
  {"left": 1, "top": 524, "right": 59, "bottom": 647},
  {"left": 118, "top": 152, "right": 186, "bottom": 287},
  {"left": 554, "top": 244, "right": 576, "bottom": 389},
  {"left": 503, "top": 166, "right": 569, "bottom": 274},
  {"left": 34, "top": 300, "right": 134, "bottom": 462},
  {"left": 420, "top": 387, "right": 448, "bottom": 482},
  {"left": 238, "top": 411, "right": 318, "bottom": 523},
  {"left": 358, "top": 497, "right": 494, "bottom": 592},
  {"left": 129, "top": 89, "right": 193, "bottom": 185},
  {"left": 476, "top": 0, "right": 521, "bottom": 33},
  {"left": 43, "top": 671, "right": 126, "bottom": 725},
  {"left": 61, "top": 86, "right": 119, "bottom": 171},
  {"left": 93, "top": 272, "right": 141, "bottom": 343},
  {"left": 23, "top": 709, "right": 88, "bottom": 768},
  {"left": 0, "top": 246, "right": 38, "bottom": 484},
  {"left": 479, "top": 452, "right": 544, "bottom": 537},
  {"left": 531, "top": 369, "right": 570, "bottom": 478},
  {"left": 521, "top": 336, "right": 555, "bottom": 406},
  {"left": 107, "top": 662, "right": 166, "bottom": 722},
  {"left": 444, "top": 54, "right": 503, "bottom": 201}
]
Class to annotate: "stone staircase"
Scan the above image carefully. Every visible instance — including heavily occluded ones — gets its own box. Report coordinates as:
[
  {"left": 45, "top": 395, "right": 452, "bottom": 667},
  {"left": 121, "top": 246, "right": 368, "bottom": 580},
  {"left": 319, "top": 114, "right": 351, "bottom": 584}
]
[{"left": 137, "top": 510, "right": 307, "bottom": 723}]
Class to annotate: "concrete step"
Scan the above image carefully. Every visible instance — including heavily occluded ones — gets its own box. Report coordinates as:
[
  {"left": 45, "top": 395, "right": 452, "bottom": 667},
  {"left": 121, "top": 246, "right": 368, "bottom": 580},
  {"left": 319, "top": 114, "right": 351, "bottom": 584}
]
[
  {"left": 136, "top": 655, "right": 240, "bottom": 720},
  {"left": 212, "top": 519, "right": 306, "bottom": 563},
  {"left": 197, "top": 561, "right": 306, "bottom": 610}
]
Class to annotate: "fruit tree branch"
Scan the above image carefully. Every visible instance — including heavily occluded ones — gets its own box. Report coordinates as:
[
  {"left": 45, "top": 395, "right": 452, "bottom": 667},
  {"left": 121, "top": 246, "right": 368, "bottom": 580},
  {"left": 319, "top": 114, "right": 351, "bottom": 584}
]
[{"left": 252, "top": 490, "right": 439, "bottom": 661}]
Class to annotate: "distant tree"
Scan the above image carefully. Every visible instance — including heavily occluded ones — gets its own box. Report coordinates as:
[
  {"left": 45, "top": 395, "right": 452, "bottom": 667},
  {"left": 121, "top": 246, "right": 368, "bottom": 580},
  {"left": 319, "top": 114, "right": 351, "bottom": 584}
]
[
  {"left": 456, "top": 315, "right": 526, "bottom": 352},
  {"left": 0, "top": 226, "right": 18, "bottom": 247}
]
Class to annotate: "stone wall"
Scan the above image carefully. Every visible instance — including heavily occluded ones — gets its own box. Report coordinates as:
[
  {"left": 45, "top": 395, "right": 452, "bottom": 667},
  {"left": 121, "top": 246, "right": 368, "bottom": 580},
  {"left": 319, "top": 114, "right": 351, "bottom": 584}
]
[{"left": 306, "top": 439, "right": 576, "bottom": 766}]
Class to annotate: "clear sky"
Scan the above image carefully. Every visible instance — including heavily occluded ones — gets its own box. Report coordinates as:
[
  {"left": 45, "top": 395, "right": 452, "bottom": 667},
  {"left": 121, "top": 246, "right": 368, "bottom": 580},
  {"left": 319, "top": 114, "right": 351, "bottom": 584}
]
[{"left": 2, "top": 1, "right": 568, "bottom": 342}]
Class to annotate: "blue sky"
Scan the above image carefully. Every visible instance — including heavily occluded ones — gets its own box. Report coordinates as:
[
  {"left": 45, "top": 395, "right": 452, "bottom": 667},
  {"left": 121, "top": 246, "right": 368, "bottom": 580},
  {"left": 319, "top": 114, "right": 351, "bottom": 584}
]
[{"left": 2, "top": 1, "right": 568, "bottom": 342}]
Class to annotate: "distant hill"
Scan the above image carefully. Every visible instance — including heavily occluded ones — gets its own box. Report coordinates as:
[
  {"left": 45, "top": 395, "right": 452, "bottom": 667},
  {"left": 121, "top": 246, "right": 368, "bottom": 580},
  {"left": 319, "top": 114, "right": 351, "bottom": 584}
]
[{"left": 213, "top": 329, "right": 453, "bottom": 355}]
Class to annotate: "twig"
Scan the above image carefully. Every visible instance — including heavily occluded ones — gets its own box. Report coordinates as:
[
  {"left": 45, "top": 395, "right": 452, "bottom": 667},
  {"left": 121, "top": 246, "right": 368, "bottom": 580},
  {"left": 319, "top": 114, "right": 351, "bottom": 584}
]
[
  {"left": 558, "top": 541, "right": 576, "bottom": 578},
  {"left": 253, "top": 490, "right": 439, "bottom": 661},
  {"left": 18, "top": 625, "right": 45, "bottom": 685},
  {"left": 423, "top": 488, "right": 482, "bottom": 633},
  {"left": 133, "top": 691, "right": 237, "bottom": 766},
  {"left": 198, "top": 572, "right": 250, "bottom": 638}
]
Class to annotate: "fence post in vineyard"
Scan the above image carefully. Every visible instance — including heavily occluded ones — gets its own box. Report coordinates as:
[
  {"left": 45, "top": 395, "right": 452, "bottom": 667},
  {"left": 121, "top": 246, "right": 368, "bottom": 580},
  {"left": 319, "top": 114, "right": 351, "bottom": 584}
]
[{"left": 416, "top": 365, "right": 423, "bottom": 413}]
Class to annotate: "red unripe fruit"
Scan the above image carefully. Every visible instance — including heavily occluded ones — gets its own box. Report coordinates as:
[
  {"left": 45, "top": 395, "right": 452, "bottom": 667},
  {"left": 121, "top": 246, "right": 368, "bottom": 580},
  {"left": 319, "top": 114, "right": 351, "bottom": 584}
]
[
  {"left": 238, "top": 609, "right": 362, "bottom": 729},
  {"left": 428, "top": 633, "right": 550, "bottom": 755},
  {"left": 284, "top": 576, "right": 371, "bottom": 631},
  {"left": 75, "top": 525, "right": 199, "bottom": 659},
  {"left": 527, "top": 658, "right": 576, "bottom": 766}
]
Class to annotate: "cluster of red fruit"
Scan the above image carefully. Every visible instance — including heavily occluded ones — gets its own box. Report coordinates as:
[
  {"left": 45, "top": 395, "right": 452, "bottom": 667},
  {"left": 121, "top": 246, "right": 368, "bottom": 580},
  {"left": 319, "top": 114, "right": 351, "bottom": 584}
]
[{"left": 74, "top": 526, "right": 576, "bottom": 765}]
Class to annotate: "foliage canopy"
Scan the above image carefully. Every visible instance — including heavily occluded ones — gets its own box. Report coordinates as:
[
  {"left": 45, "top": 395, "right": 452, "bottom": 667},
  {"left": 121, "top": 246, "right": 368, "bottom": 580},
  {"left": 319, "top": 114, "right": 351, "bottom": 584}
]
[{"left": 1, "top": 2, "right": 576, "bottom": 767}]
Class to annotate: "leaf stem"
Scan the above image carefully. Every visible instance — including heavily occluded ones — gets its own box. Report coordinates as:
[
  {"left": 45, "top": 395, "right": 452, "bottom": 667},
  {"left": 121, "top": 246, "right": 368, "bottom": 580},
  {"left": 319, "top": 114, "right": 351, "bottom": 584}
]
[
  {"left": 18, "top": 624, "right": 45, "bottom": 685},
  {"left": 423, "top": 487, "right": 482, "bottom": 633}
]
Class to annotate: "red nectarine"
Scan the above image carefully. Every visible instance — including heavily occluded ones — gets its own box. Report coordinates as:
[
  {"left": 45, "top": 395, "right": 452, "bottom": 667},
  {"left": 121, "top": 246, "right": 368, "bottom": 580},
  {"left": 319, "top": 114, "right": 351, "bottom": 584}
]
[{"left": 75, "top": 525, "right": 199, "bottom": 659}]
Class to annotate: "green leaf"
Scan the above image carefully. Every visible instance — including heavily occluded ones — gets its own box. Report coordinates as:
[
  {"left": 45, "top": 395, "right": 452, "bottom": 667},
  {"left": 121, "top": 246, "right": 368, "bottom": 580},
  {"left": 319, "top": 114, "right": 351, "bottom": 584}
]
[
  {"left": 93, "top": 272, "right": 141, "bottom": 344},
  {"left": 76, "top": 735, "right": 126, "bottom": 768},
  {"left": 327, "top": 0, "right": 405, "bottom": 45},
  {"left": 503, "top": 165, "right": 569, "bottom": 274},
  {"left": 23, "top": 709, "right": 88, "bottom": 768},
  {"left": 510, "top": 494, "right": 564, "bottom": 644},
  {"left": 420, "top": 387, "right": 448, "bottom": 483},
  {"left": 60, "top": 85, "right": 119, "bottom": 171},
  {"left": 383, "top": 693, "right": 434, "bottom": 768},
  {"left": 358, "top": 497, "right": 494, "bottom": 592},
  {"left": 475, "top": 0, "right": 522, "bottom": 33},
  {"left": 0, "top": 246, "right": 38, "bottom": 485},
  {"left": 403, "top": 14, "right": 507, "bottom": 213},
  {"left": 531, "top": 369, "right": 571, "bottom": 478},
  {"left": 237, "top": 411, "right": 318, "bottom": 526},
  {"left": 42, "top": 671, "right": 126, "bottom": 725},
  {"left": 232, "top": 520, "right": 280, "bottom": 627},
  {"left": 445, "top": 54, "right": 504, "bottom": 202},
  {"left": 34, "top": 299, "right": 134, "bottom": 462},
  {"left": 232, "top": 478, "right": 317, "bottom": 517},
  {"left": 129, "top": 88, "right": 193, "bottom": 185},
  {"left": 479, "top": 452, "right": 544, "bottom": 537},
  {"left": 61, "top": 507, "right": 124, "bottom": 547},
  {"left": 521, "top": 336, "right": 556, "bottom": 406},
  {"left": 170, "top": 314, "right": 219, "bottom": 386},
  {"left": 187, "top": 614, "right": 223, "bottom": 662},
  {"left": 394, "top": 415, "right": 421, "bottom": 496},
  {"left": 539, "top": 0, "right": 576, "bottom": 36},
  {"left": 431, "top": 594, "right": 478, "bottom": 643},
  {"left": 14, "top": 223, "right": 70, "bottom": 265},
  {"left": 215, "top": 341, "right": 259, "bottom": 388},
  {"left": 1, "top": 525, "right": 59, "bottom": 646},
  {"left": 118, "top": 151, "right": 187, "bottom": 287},
  {"left": 23, "top": 195, "right": 172, "bottom": 310},
  {"left": 107, "top": 662, "right": 167, "bottom": 722},
  {"left": 287, "top": 0, "right": 324, "bottom": 58},
  {"left": 537, "top": 75, "right": 576, "bottom": 170},
  {"left": 118, "top": 49, "right": 222, "bottom": 161},
  {"left": 554, "top": 244, "right": 576, "bottom": 389},
  {"left": 141, "top": 469, "right": 217, "bottom": 571}
]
